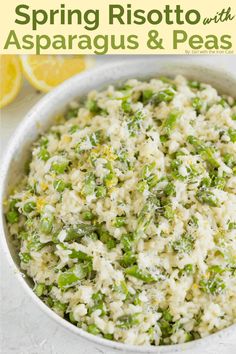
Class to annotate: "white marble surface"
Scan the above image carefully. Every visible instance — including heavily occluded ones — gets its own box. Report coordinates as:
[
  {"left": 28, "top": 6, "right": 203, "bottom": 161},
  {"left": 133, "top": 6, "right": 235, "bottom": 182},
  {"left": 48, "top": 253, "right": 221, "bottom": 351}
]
[{"left": 1, "top": 55, "right": 236, "bottom": 354}]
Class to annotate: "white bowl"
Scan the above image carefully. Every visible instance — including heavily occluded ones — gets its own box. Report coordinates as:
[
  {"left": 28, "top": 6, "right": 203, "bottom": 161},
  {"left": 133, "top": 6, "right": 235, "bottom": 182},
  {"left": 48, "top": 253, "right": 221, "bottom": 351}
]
[{"left": 1, "top": 57, "right": 236, "bottom": 353}]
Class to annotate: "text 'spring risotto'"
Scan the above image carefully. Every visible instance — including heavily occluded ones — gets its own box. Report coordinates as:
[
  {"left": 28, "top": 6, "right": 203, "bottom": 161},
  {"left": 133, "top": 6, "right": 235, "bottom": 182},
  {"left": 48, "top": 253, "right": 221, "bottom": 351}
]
[{"left": 6, "top": 75, "right": 236, "bottom": 346}]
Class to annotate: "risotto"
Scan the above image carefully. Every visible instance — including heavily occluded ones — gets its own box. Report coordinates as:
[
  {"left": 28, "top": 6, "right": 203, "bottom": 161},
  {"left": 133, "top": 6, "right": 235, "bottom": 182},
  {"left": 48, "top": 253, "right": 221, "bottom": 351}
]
[{"left": 6, "top": 75, "right": 236, "bottom": 346}]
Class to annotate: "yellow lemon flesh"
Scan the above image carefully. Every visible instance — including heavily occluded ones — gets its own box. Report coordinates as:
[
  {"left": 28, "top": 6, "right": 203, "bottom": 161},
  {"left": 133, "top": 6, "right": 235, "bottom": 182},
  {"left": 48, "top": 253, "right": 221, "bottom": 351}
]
[
  {"left": 20, "top": 55, "right": 93, "bottom": 92},
  {"left": 0, "top": 55, "right": 22, "bottom": 109}
]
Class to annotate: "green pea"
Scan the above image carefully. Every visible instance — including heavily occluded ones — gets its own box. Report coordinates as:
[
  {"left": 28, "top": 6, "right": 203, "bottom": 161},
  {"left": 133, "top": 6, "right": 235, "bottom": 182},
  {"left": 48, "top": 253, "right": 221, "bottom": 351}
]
[
  {"left": 9, "top": 199, "right": 19, "bottom": 210},
  {"left": 46, "top": 297, "right": 54, "bottom": 308},
  {"left": 87, "top": 324, "right": 100, "bottom": 335},
  {"left": 159, "top": 322, "right": 172, "bottom": 339},
  {"left": 188, "top": 80, "right": 201, "bottom": 90},
  {"left": 53, "top": 300, "right": 67, "bottom": 314},
  {"left": 99, "top": 229, "right": 116, "bottom": 250},
  {"left": 34, "top": 283, "right": 45, "bottom": 297},
  {"left": 23, "top": 201, "right": 36, "bottom": 213},
  {"left": 6, "top": 210, "right": 19, "bottom": 224},
  {"left": 19, "top": 252, "right": 32, "bottom": 263},
  {"left": 27, "top": 233, "right": 43, "bottom": 252},
  {"left": 162, "top": 309, "right": 173, "bottom": 322},
  {"left": 69, "top": 312, "right": 77, "bottom": 323},
  {"left": 58, "top": 264, "right": 90, "bottom": 289},
  {"left": 184, "top": 264, "right": 193, "bottom": 274},
  {"left": 82, "top": 210, "right": 94, "bottom": 221},
  {"left": 40, "top": 217, "right": 53, "bottom": 234},
  {"left": 108, "top": 238, "right": 117, "bottom": 249},
  {"left": 53, "top": 179, "right": 66, "bottom": 192},
  {"left": 185, "top": 332, "right": 194, "bottom": 342},
  {"left": 104, "top": 333, "right": 114, "bottom": 340}
]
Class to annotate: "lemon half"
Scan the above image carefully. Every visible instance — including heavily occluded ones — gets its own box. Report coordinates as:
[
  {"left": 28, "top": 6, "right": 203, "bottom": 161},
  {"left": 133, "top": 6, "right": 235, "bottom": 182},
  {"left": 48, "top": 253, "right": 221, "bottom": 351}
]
[
  {"left": 0, "top": 55, "right": 22, "bottom": 109},
  {"left": 20, "top": 55, "right": 94, "bottom": 93}
]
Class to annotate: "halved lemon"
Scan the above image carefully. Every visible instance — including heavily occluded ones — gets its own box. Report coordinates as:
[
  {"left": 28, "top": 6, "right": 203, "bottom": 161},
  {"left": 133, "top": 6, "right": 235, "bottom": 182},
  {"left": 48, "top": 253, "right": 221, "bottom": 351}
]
[
  {"left": 20, "top": 55, "right": 94, "bottom": 93},
  {"left": 0, "top": 55, "right": 22, "bottom": 109}
]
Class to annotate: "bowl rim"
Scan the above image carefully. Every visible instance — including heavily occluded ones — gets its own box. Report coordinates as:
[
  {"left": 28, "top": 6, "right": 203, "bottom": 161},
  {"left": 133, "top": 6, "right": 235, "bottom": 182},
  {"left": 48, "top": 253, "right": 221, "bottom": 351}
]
[{"left": 1, "top": 57, "right": 236, "bottom": 353}]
